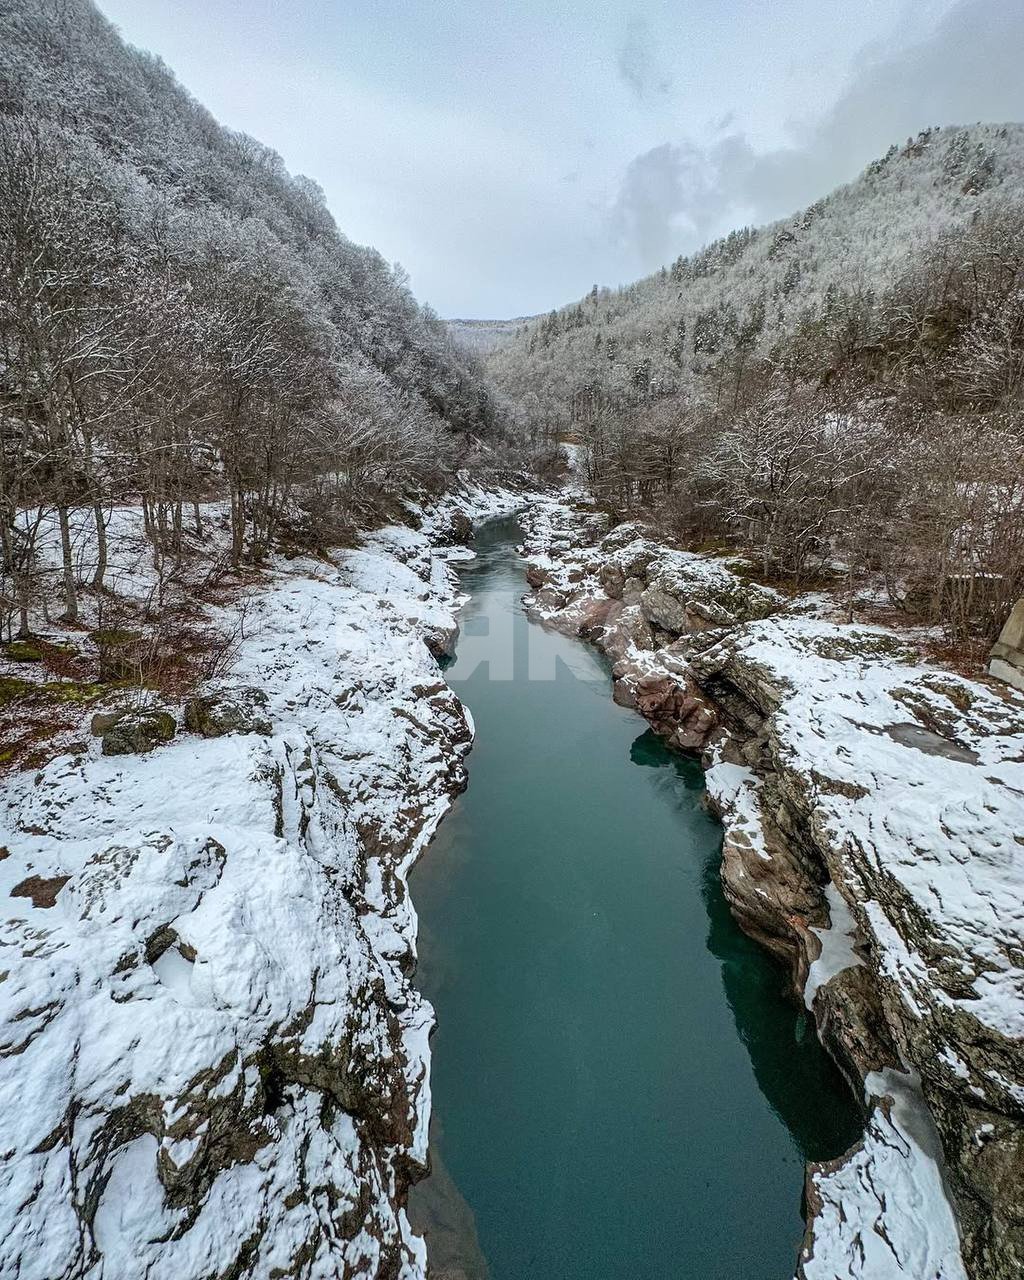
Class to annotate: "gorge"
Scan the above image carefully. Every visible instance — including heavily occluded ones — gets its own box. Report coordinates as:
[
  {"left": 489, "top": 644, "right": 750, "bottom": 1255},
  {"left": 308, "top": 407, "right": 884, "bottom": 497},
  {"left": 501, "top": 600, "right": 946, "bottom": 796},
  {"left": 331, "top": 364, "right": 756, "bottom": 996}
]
[
  {"left": 408, "top": 516, "right": 861, "bottom": 1280},
  {"left": 509, "top": 493, "right": 1024, "bottom": 1280},
  {"left": 1, "top": 3, "right": 1023, "bottom": 1278}
]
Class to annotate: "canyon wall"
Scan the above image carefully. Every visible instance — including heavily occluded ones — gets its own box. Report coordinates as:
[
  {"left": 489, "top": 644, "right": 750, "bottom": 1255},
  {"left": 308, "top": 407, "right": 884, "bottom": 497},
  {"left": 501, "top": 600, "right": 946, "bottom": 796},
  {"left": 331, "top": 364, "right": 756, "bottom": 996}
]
[{"left": 519, "top": 495, "right": 1024, "bottom": 1280}]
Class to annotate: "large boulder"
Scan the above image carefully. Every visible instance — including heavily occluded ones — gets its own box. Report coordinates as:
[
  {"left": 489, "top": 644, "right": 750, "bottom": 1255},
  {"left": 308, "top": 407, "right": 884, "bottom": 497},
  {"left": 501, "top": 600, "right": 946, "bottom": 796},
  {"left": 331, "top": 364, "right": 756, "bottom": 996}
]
[
  {"left": 600, "top": 604, "right": 655, "bottom": 663},
  {"left": 639, "top": 589, "right": 736, "bottom": 638},
  {"left": 989, "top": 599, "right": 1024, "bottom": 692},
  {"left": 90, "top": 710, "right": 124, "bottom": 736},
  {"left": 641, "top": 557, "right": 783, "bottom": 635},
  {"left": 101, "top": 708, "right": 177, "bottom": 755},
  {"left": 574, "top": 595, "right": 616, "bottom": 641},
  {"left": 624, "top": 666, "right": 718, "bottom": 751},
  {"left": 447, "top": 511, "right": 474, "bottom": 545},
  {"left": 423, "top": 622, "right": 459, "bottom": 661},
  {"left": 639, "top": 583, "right": 690, "bottom": 634},
  {"left": 534, "top": 585, "right": 568, "bottom": 612},
  {"left": 183, "top": 686, "right": 272, "bottom": 738},
  {"left": 433, "top": 509, "right": 474, "bottom": 546},
  {"left": 599, "top": 521, "right": 651, "bottom": 553},
  {"left": 619, "top": 544, "right": 661, "bottom": 583},
  {"left": 599, "top": 562, "right": 625, "bottom": 599},
  {"left": 697, "top": 615, "right": 1024, "bottom": 1277},
  {"left": 598, "top": 537, "right": 661, "bottom": 592},
  {"left": 685, "top": 599, "right": 736, "bottom": 630}
]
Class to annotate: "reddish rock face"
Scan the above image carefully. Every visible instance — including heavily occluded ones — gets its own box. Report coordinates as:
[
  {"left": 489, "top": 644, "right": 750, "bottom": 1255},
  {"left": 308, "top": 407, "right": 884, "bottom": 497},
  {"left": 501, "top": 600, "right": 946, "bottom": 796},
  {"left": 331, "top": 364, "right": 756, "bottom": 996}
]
[
  {"left": 612, "top": 677, "right": 638, "bottom": 709},
  {"left": 534, "top": 585, "right": 568, "bottom": 611},
  {"left": 631, "top": 671, "right": 719, "bottom": 751},
  {"left": 575, "top": 595, "right": 616, "bottom": 639},
  {"left": 10, "top": 874, "right": 70, "bottom": 908}
]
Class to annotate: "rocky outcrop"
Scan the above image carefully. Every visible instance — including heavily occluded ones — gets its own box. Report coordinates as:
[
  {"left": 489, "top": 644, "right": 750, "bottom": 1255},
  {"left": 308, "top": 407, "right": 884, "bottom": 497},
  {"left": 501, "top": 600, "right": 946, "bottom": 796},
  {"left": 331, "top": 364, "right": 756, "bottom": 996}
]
[
  {"left": 183, "top": 684, "right": 273, "bottom": 738},
  {"left": 0, "top": 484, "right": 524, "bottom": 1280},
  {"left": 100, "top": 706, "right": 177, "bottom": 755},
  {"left": 519, "top": 495, "right": 1024, "bottom": 1280},
  {"left": 700, "top": 623, "right": 1024, "bottom": 1280},
  {"left": 612, "top": 649, "right": 718, "bottom": 751},
  {"left": 989, "top": 598, "right": 1024, "bottom": 692}
]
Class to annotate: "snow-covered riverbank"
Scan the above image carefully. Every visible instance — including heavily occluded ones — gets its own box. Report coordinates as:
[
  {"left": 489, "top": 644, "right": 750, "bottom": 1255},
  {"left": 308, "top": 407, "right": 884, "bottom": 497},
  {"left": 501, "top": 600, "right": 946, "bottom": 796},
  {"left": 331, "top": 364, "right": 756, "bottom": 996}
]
[
  {"left": 0, "top": 485, "right": 523, "bottom": 1279},
  {"left": 5, "top": 481, "right": 1020, "bottom": 1279},
  {"left": 518, "top": 493, "right": 1024, "bottom": 1280}
]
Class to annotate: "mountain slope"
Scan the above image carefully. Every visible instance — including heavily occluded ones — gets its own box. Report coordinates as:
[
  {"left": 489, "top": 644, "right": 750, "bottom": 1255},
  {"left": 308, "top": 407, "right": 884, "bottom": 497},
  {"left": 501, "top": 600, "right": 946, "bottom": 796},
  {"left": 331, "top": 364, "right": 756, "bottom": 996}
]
[
  {"left": 0, "top": 0, "right": 495, "bottom": 440},
  {"left": 488, "top": 124, "right": 1024, "bottom": 658},
  {"left": 446, "top": 317, "right": 533, "bottom": 356},
  {"left": 0, "top": 0, "right": 508, "bottom": 629},
  {"left": 489, "top": 123, "right": 1024, "bottom": 420}
]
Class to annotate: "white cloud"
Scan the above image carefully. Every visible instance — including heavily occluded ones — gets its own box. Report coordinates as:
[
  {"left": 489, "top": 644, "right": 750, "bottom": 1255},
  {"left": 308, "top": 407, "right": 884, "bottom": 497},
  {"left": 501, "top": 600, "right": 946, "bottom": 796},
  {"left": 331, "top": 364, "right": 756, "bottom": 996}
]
[
  {"left": 97, "top": 0, "right": 1021, "bottom": 315},
  {"left": 612, "top": 0, "right": 1024, "bottom": 271}
]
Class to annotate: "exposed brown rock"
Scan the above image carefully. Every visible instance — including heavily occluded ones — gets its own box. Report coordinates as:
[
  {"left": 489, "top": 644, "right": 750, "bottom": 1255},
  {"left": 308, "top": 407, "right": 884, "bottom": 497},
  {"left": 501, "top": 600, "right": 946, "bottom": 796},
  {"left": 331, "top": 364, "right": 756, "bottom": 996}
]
[
  {"left": 11, "top": 874, "right": 70, "bottom": 908},
  {"left": 519, "top": 497, "right": 1024, "bottom": 1280}
]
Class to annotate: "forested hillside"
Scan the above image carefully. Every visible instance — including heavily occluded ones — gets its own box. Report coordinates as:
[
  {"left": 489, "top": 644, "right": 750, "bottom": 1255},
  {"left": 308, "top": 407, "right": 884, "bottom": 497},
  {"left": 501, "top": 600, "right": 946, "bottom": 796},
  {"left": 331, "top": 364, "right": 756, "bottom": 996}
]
[
  {"left": 490, "top": 124, "right": 1024, "bottom": 656},
  {"left": 447, "top": 317, "right": 533, "bottom": 355},
  {"left": 0, "top": 0, "right": 512, "bottom": 638}
]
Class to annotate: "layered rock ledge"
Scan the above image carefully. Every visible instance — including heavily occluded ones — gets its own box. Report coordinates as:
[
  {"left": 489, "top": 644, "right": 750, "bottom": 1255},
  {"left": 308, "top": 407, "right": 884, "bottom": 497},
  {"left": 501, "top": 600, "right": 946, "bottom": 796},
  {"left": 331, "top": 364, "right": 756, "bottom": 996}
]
[
  {"left": 0, "top": 485, "right": 521, "bottom": 1280},
  {"left": 519, "top": 495, "right": 1024, "bottom": 1280}
]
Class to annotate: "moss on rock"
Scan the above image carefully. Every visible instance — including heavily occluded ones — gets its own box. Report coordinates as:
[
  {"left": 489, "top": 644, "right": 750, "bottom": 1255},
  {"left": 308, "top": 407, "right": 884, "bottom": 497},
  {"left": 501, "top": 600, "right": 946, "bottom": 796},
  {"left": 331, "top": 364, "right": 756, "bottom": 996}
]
[
  {"left": 101, "top": 708, "right": 177, "bottom": 756},
  {"left": 184, "top": 687, "right": 272, "bottom": 738}
]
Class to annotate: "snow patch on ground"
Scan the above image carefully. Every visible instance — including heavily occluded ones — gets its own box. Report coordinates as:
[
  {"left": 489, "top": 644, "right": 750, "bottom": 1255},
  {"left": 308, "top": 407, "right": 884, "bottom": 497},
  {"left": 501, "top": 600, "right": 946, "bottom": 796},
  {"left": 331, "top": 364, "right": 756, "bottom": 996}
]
[
  {"left": 705, "top": 759, "right": 772, "bottom": 864},
  {"left": 805, "top": 883, "right": 864, "bottom": 1009}
]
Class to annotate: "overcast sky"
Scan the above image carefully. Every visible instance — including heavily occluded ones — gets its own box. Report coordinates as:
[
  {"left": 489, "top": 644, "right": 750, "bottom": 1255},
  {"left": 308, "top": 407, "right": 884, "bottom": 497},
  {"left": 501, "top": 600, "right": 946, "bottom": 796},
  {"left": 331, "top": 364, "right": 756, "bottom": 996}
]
[{"left": 96, "top": 0, "right": 1024, "bottom": 318}]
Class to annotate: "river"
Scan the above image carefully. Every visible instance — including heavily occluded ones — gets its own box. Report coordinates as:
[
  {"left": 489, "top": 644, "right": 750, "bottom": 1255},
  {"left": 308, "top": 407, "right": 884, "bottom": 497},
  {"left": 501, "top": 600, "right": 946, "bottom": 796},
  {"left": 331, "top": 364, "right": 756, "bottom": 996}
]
[{"left": 409, "top": 516, "right": 861, "bottom": 1280}]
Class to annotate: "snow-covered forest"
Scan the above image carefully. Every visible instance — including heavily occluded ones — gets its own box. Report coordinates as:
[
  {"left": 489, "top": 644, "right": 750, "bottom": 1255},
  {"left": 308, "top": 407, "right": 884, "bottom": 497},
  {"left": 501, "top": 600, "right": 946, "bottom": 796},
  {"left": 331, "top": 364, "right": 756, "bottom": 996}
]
[
  {"left": 5, "top": 0, "right": 1022, "bottom": 662},
  {"left": 0, "top": 0, "right": 529, "bottom": 641},
  {"left": 489, "top": 124, "right": 1024, "bottom": 654},
  {"left": 0, "top": 2, "right": 1023, "bottom": 1279}
]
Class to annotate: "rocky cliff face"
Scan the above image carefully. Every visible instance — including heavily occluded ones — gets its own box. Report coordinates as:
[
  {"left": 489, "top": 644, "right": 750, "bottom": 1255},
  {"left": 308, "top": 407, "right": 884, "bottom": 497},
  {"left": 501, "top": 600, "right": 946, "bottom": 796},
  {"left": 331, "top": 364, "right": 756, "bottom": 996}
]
[
  {"left": 0, "top": 486, "right": 522, "bottom": 1280},
  {"left": 519, "top": 495, "right": 1024, "bottom": 1280}
]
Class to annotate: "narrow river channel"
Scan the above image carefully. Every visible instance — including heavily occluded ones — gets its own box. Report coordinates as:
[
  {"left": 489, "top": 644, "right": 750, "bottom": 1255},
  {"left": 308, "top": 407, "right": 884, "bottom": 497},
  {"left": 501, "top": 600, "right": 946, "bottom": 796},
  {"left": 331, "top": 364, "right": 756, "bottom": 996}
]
[{"left": 409, "top": 516, "right": 861, "bottom": 1280}]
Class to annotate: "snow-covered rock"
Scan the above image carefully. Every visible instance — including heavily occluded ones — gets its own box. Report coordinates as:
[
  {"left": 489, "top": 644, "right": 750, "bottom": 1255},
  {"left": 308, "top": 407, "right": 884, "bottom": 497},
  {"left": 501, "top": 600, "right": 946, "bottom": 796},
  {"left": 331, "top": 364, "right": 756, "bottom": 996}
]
[
  {"left": 0, "top": 483, "right": 524, "bottom": 1280},
  {"left": 698, "top": 614, "right": 1024, "bottom": 1279},
  {"left": 800, "top": 1069, "right": 968, "bottom": 1280},
  {"left": 518, "top": 494, "right": 1024, "bottom": 1280}
]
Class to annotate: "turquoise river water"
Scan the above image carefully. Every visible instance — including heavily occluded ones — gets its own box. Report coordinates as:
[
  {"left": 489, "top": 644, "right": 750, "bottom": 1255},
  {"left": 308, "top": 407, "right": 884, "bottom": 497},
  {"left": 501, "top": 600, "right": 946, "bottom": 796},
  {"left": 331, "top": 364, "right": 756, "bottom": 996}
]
[{"left": 408, "top": 517, "right": 861, "bottom": 1280}]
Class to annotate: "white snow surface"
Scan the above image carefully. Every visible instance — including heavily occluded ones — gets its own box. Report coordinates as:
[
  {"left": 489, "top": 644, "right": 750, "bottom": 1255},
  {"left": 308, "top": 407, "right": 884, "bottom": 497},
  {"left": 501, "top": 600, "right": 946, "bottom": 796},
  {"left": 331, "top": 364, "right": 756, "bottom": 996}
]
[
  {"left": 805, "top": 883, "right": 865, "bottom": 1010},
  {"left": 801, "top": 1069, "right": 968, "bottom": 1280},
  {"left": 704, "top": 759, "right": 772, "bottom": 864},
  {"left": 0, "top": 483, "right": 525, "bottom": 1279}
]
